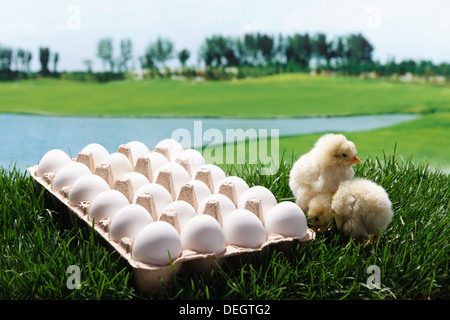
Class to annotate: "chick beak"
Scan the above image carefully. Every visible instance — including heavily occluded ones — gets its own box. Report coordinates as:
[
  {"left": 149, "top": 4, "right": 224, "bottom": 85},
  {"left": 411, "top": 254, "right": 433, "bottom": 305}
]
[{"left": 350, "top": 156, "right": 362, "bottom": 164}]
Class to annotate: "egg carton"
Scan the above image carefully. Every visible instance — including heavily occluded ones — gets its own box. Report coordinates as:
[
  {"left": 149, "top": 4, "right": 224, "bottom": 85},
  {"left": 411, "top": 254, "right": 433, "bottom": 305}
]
[{"left": 28, "top": 139, "right": 315, "bottom": 293}]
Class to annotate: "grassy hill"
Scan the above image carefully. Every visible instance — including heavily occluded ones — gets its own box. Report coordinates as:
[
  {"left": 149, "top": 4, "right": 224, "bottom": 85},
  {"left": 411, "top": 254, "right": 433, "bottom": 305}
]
[
  {"left": 277, "top": 112, "right": 450, "bottom": 170},
  {"left": 0, "top": 74, "right": 449, "bottom": 117},
  {"left": 1, "top": 74, "right": 449, "bottom": 169}
]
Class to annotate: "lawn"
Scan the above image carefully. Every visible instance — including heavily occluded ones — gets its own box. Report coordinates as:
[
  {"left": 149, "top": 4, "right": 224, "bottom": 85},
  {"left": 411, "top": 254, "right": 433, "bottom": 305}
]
[
  {"left": 277, "top": 112, "right": 450, "bottom": 170},
  {"left": 1, "top": 154, "right": 448, "bottom": 300},
  {"left": 0, "top": 74, "right": 449, "bottom": 117}
]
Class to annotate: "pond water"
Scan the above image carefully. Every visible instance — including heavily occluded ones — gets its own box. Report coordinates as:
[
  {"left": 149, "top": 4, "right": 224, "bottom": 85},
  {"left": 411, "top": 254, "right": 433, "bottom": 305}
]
[{"left": 0, "top": 113, "right": 418, "bottom": 170}]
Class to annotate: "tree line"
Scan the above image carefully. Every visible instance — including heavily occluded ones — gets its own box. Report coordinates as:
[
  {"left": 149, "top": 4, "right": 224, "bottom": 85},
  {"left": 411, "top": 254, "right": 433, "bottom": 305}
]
[
  {"left": 1, "top": 32, "right": 449, "bottom": 82},
  {"left": 0, "top": 45, "right": 60, "bottom": 81}
]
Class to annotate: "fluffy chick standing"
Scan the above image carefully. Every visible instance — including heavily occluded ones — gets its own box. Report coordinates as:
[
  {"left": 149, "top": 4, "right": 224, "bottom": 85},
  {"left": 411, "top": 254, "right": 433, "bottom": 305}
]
[{"left": 289, "top": 133, "right": 361, "bottom": 213}]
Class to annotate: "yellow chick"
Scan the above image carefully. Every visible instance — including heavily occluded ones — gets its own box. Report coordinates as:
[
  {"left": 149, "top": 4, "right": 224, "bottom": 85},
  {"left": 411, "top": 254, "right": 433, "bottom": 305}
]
[
  {"left": 289, "top": 133, "right": 361, "bottom": 213},
  {"left": 331, "top": 178, "right": 394, "bottom": 240},
  {"left": 307, "top": 193, "right": 333, "bottom": 230}
]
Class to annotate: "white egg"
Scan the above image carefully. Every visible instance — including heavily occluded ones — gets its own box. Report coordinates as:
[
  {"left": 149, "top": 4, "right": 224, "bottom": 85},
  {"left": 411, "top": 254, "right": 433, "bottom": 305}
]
[
  {"left": 163, "top": 201, "right": 197, "bottom": 230},
  {"left": 132, "top": 183, "right": 174, "bottom": 217},
  {"left": 198, "top": 193, "right": 236, "bottom": 223},
  {"left": 136, "top": 151, "right": 169, "bottom": 182},
  {"left": 52, "top": 162, "right": 91, "bottom": 191},
  {"left": 155, "top": 138, "right": 184, "bottom": 161},
  {"left": 194, "top": 164, "right": 226, "bottom": 190},
  {"left": 215, "top": 176, "right": 249, "bottom": 199},
  {"left": 118, "top": 172, "right": 150, "bottom": 194},
  {"left": 177, "top": 149, "right": 206, "bottom": 174},
  {"left": 36, "top": 149, "right": 72, "bottom": 177},
  {"left": 101, "top": 152, "right": 133, "bottom": 181},
  {"left": 68, "top": 174, "right": 110, "bottom": 206},
  {"left": 109, "top": 204, "right": 153, "bottom": 242},
  {"left": 223, "top": 209, "right": 267, "bottom": 248},
  {"left": 265, "top": 202, "right": 308, "bottom": 238},
  {"left": 180, "top": 214, "right": 226, "bottom": 254},
  {"left": 89, "top": 189, "right": 130, "bottom": 222},
  {"left": 237, "top": 186, "right": 278, "bottom": 219},
  {"left": 132, "top": 221, "right": 182, "bottom": 266},
  {"left": 125, "top": 141, "right": 150, "bottom": 166},
  {"left": 184, "top": 179, "right": 212, "bottom": 206},
  {"left": 156, "top": 162, "right": 190, "bottom": 198},
  {"left": 80, "top": 143, "right": 109, "bottom": 167}
]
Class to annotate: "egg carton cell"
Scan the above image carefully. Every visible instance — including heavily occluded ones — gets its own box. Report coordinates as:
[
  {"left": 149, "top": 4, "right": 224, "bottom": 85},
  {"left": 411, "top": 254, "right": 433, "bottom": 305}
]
[{"left": 28, "top": 139, "right": 315, "bottom": 293}]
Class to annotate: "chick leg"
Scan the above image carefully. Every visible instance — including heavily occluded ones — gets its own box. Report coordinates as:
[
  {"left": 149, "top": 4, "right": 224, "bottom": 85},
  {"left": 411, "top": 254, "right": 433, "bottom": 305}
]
[{"left": 360, "top": 234, "right": 378, "bottom": 247}]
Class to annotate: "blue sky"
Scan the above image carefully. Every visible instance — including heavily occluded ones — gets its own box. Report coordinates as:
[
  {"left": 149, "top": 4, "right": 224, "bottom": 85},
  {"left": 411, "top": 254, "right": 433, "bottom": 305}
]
[{"left": 1, "top": 0, "right": 449, "bottom": 71}]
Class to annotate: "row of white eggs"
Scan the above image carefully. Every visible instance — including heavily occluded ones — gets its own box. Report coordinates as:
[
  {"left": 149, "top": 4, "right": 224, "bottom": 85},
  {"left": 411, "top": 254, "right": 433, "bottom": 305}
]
[{"left": 35, "top": 139, "right": 308, "bottom": 267}]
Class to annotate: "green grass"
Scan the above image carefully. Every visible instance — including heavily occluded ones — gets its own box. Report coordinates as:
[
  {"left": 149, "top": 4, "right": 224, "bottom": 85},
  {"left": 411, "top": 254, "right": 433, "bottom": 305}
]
[
  {"left": 0, "top": 167, "right": 135, "bottom": 299},
  {"left": 0, "top": 74, "right": 449, "bottom": 117},
  {"left": 221, "top": 111, "right": 450, "bottom": 173},
  {"left": 1, "top": 153, "right": 448, "bottom": 300},
  {"left": 278, "top": 112, "right": 450, "bottom": 171}
]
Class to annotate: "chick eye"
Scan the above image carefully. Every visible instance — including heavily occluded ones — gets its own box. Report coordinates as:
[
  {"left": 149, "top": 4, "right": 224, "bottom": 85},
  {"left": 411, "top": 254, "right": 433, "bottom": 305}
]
[
  {"left": 314, "top": 217, "right": 319, "bottom": 221},
  {"left": 342, "top": 153, "right": 347, "bottom": 157}
]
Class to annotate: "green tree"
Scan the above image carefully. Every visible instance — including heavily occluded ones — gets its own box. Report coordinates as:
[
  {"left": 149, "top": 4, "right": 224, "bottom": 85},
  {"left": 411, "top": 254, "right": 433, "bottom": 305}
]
[
  {"left": 147, "top": 37, "right": 174, "bottom": 68},
  {"left": 199, "top": 35, "right": 228, "bottom": 67},
  {"left": 199, "top": 35, "right": 241, "bottom": 67},
  {"left": 341, "top": 33, "right": 374, "bottom": 74},
  {"left": 39, "top": 47, "right": 50, "bottom": 75},
  {"left": 97, "top": 38, "right": 114, "bottom": 72},
  {"left": 286, "top": 33, "right": 312, "bottom": 70},
  {"left": 398, "top": 59, "right": 416, "bottom": 75},
  {"left": 0, "top": 46, "right": 13, "bottom": 80},
  {"left": 24, "top": 50, "right": 32, "bottom": 74},
  {"left": 119, "top": 39, "right": 132, "bottom": 72},
  {"left": 311, "top": 33, "right": 328, "bottom": 66},
  {"left": 83, "top": 59, "right": 93, "bottom": 73},
  {"left": 312, "top": 33, "right": 337, "bottom": 69},
  {"left": 438, "top": 62, "right": 449, "bottom": 77},
  {"left": 273, "top": 34, "right": 287, "bottom": 65},
  {"left": 223, "top": 37, "right": 239, "bottom": 67},
  {"left": 16, "top": 48, "right": 25, "bottom": 72},
  {"left": 384, "top": 57, "right": 398, "bottom": 76},
  {"left": 256, "top": 33, "right": 274, "bottom": 65},
  {"left": 234, "top": 37, "right": 248, "bottom": 65},
  {"left": 53, "top": 52, "right": 59, "bottom": 74},
  {"left": 243, "top": 33, "right": 259, "bottom": 65},
  {"left": 345, "top": 33, "right": 373, "bottom": 63},
  {"left": 178, "top": 49, "right": 190, "bottom": 67},
  {"left": 415, "top": 60, "right": 437, "bottom": 78},
  {"left": 0, "top": 46, "right": 13, "bottom": 71},
  {"left": 139, "top": 49, "right": 155, "bottom": 69},
  {"left": 333, "top": 37, "right": 345, "bottom": 69}
]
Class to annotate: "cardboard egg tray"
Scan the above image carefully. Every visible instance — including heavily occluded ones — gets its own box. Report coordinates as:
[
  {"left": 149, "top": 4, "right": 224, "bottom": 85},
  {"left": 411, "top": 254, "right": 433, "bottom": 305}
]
[{"left": 27, "top": 143, "right": 315, "bottom": 293}]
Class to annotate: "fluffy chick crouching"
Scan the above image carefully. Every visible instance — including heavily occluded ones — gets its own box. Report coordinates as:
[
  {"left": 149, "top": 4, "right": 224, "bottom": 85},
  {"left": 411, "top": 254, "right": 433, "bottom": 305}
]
[
  {"left": 332, "top": 178, "right": 394, "bottom": 240},
  {"left": 289, "top": 133, "right": 361, "bottom": 213},
  {"left": 307, "top": 193, "right": 333, "bottom": 230}
]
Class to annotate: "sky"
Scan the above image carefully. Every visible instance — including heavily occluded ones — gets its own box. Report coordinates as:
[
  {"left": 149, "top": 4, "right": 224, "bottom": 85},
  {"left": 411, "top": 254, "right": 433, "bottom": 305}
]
[{"left": 1, "top": 0, "right": 449, "bottom": 72}]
